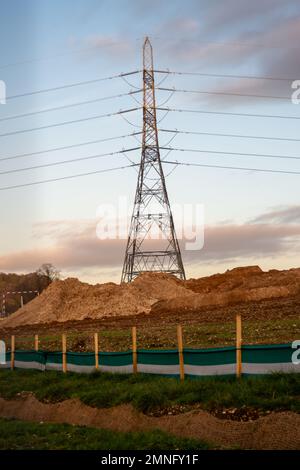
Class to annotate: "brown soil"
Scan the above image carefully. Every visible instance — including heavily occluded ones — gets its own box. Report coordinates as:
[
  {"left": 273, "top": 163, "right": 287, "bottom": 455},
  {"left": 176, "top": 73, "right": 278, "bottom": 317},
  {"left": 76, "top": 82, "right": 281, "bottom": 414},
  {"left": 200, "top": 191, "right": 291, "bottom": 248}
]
[
  {"left": 1, "top": 293, "right": 300, "bottom": 336},
  {"left": 147, "top": 403, "right": 269, "bottom": 421},
  {"left": 0, "top": 394, "right": 299, "bottom": 450},
  {"left": 1, "top": 266, "right": 300, "bottom": 331},
  {"left": 155, "top": 265, "right": 300, "bottom": 315},
  {"left": 0, "top": 272, "right": 193, "bottom": 328}
]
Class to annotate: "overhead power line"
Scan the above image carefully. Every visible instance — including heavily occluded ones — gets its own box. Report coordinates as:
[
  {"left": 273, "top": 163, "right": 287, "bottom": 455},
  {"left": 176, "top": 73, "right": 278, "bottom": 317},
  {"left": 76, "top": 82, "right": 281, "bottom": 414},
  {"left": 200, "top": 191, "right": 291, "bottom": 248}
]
[
  {"left": 154, "top": 69, "right": 295, "bottom": 82},
  {"left": 163, "top": 160, "right": 300, "bottom": 176},
  {"left": 0, "top": 132, "right": 142, "bottom": 163},
  {"left": 1, "top": 156, "right": 298, "bottom": 192},
  {"left": 0, "top": 163, "right": 139, "bottom": 192},
  {"left": 0, "top": 107, "right": 141, "bottom": 139},
  {"left": 159, "top": 128, "right": 300, "bottom": 143},
  {"left": 6, "top": 70, "right": 141, "bottom": 101},
  {"left": 157, "top": 86, "right": 291, "bottom": 101},
  {"left": 160, "top": 146, "right": 300, "bottom": 161},
  {"left": 0, "top": 90, "right": 143, "bottom": 123},
  {"left": 157, "top": 107, "right": 300, "bottom": 121},
  {"left": 0, "top": 147, "right": 140, "bottom": 176}
]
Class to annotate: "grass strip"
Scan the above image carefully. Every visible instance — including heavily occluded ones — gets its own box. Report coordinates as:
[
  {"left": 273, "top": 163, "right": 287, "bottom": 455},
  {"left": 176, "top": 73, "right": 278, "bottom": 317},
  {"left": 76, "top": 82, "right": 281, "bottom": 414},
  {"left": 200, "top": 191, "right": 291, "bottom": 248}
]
[
  {"left": 0, "top": 369, "right": 299, "bottom": 413},
  {"left": 0, "top": 418, "right": 212, "bottom": 450}
]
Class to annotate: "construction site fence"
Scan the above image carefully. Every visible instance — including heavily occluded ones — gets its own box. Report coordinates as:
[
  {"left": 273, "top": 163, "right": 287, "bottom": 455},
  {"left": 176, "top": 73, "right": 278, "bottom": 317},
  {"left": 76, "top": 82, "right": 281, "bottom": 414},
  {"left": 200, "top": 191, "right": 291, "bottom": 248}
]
[{"left": 1, "top": 320, "right": 299, "bottom": 379}]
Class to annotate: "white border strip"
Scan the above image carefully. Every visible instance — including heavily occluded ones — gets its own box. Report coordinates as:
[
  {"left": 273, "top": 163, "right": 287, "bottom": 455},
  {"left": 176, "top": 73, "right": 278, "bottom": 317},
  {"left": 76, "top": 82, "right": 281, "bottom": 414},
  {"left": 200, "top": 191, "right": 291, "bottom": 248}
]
[
  {"left": 185, "top": 363, "right": 235, "bottom": 376},
  {"left": 2, "top": 360, "right": 299, "bottom": 376},
  {"left": 243, "top": 362, "right": 300, "bottom": 374},
  {"left": 67, "top": 364, "right": 95, "bottom": 374},
  {"left": 15, "top": 360, "right": 45, "bottom": 371},
  {"left": 99, "top": 364, "right": 133, "bottom": 374},
  {"left": 45, "top": 363, "right": 63, "bottom": 371},
  {"left": 137, "top": 363, "right": 179, "bottom": 375},
  {"left": 0, "top": 361, "right": 10, "bottom": 369}
]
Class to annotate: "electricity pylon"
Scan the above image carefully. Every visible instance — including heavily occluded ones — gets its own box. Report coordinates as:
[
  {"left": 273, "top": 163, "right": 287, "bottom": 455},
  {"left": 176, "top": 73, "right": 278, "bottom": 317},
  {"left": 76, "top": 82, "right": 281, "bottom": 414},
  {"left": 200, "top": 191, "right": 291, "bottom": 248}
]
[{"left": 121, "top": 37, "right": 185, "bottom": 282}]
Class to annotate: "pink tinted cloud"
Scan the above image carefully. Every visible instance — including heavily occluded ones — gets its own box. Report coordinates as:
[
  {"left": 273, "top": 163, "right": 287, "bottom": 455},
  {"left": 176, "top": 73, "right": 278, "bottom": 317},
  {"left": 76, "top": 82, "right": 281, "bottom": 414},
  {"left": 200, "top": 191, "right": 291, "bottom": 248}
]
[
  {"left": 159, "top": 7, "right": 300, "bottom": 104},
  {"left": 1, "top": 207, "right": 300, "bottom": 273}
]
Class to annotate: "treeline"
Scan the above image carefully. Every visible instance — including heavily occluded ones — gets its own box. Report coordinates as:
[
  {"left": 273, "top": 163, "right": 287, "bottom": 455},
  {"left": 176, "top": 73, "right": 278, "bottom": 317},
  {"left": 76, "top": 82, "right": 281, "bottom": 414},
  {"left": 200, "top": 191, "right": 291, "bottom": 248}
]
[{"left": 0, "top": 264, "right": 60, "bottom": 315}]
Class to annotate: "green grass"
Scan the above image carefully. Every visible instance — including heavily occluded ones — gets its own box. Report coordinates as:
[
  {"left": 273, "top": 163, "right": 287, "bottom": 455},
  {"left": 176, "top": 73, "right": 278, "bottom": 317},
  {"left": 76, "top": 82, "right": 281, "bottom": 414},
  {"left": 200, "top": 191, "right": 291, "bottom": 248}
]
[
  {"left": 0, "top": 418, "right": 211, "bottom": 450},
  {"left": 3, "top": 318, "right": 300, "bottom": 351},
  {"left": 0, "top": 369, "right": 299, "bottom": 413}
]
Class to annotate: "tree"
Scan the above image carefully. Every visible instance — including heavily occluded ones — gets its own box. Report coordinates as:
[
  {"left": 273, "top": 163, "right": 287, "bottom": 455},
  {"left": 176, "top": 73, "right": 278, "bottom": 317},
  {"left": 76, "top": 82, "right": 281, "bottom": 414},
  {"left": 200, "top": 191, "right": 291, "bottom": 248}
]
[{"left": 36, "top": 263, "right": 60, "bottom": 285}]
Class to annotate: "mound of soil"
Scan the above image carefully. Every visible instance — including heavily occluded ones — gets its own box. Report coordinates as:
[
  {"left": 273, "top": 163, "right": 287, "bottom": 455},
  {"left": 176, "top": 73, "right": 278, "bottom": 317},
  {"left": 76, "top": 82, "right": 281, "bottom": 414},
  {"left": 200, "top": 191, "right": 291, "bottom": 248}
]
[
  {"left": 153, "top": 266, "right": 300, "bottom": 315},
  {"left": 0, "top": 272, "right": 193, "bottom": 327},
  {"left": 0, "top": 395, "right": 299, "bottom": 449},
  {"left": 1, "top": 266, "right": 300, "bottom": 328}
]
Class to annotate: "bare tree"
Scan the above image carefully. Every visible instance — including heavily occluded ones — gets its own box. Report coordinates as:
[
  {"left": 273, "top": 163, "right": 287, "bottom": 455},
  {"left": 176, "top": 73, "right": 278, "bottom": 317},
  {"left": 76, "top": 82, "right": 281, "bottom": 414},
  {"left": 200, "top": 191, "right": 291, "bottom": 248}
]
[{"left": 36, "top": 263, "right": 60, "bottom": 285}]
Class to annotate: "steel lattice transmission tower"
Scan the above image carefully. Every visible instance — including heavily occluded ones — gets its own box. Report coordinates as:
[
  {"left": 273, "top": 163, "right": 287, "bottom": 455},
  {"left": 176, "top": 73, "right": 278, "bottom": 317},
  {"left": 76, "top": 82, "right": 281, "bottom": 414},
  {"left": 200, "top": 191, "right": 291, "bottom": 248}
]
[{"left": 121, "top": 37, "right": 185, "bottom": 282}]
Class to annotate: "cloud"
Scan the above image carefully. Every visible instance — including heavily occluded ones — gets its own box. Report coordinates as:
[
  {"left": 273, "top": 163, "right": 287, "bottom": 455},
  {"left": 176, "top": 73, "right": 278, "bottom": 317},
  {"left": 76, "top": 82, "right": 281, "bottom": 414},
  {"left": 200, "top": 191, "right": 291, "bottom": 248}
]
[
  {"left": 32, "top": 219, "right": 98, "bottom": 242},
  {"left": 196, "top": 0, "right": 294, "bottom": 38},
  {"left": 153, "top": 1, "right": 300, "bottom": 105},
  {"left": 250, "top": 206, "right": 300, "bottom": 224},
  {"left": 1, "top": 207, "right": 300, "bottom": 275},
  {"left": 195, "top": 223, "right": 300, "bottom": 262},
  {"left": 0, "top": 237, "right": 126, "bottom": 272},
  {"left": 157, "top": 17, "right": 199, "bottom": 35},
  {"left": 68, "top": 34, "right": 136, "bottom": 63},
  {"left": 83, "top": 35, "right": 132, "bottom": 56},
  {"left": 204, "top": 15, "right": 300, "bottom": 104},
  {"left": 67, "top": 1, "right": 300, "bottom": 104}
]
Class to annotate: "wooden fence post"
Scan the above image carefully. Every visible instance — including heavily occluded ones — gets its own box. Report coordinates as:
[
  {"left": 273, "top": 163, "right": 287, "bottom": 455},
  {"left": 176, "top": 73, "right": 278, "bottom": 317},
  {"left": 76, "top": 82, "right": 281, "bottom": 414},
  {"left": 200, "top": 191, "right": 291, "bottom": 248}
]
[
  {"left": 34, "top": 334, "right": 39, "bottom": 352},
  {"left": 94, "top": 332, "right": 99, "bottom": 370},
  {"left": 62, "top": 334, "right": 67, "bottom": 373},
  {"left": 11, "top": 335, "right": 15, "bottom": 370},
  {"left": 177, "top": 325, "right": 185, "bottom": 381},
  {"left": 236, "top": 314, "right": 242, "bottom": 378},
  {"left": 132, "top": 326, "right": 137, "bottom": 374}
]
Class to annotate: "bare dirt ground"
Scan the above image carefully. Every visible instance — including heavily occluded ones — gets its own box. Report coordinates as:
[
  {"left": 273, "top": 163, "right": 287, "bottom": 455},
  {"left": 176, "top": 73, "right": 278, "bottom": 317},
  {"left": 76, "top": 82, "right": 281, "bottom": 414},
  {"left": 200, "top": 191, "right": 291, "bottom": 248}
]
[
  {"left": 1, "top": 266, "right": 300, "bottom": 327},
  {"left": 0, "top": 293, "right": 299, "bottom": 350},
  {"left": 1, "top": 266, "right": 299, "bottom": 350},
  {"left": 0, "top": 293, "right": 299, "bottom": 352},
  {"left": 0, "top": 394, "right": 299, "bottom": 449}
]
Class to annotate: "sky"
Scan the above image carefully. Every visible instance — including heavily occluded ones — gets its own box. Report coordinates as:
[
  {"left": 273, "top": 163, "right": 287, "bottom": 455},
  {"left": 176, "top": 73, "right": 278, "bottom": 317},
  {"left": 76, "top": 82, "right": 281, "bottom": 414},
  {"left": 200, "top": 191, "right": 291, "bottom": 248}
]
[{"left": 0, "top": 0, "right": 300, "bottom": 283}]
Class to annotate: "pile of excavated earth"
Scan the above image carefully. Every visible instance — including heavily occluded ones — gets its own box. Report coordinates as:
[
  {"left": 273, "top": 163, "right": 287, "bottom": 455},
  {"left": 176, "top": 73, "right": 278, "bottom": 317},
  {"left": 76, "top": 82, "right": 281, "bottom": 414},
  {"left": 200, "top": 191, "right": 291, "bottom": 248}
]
[{"left": 1, "top": 266, "right": 300, "bottom": 327}]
